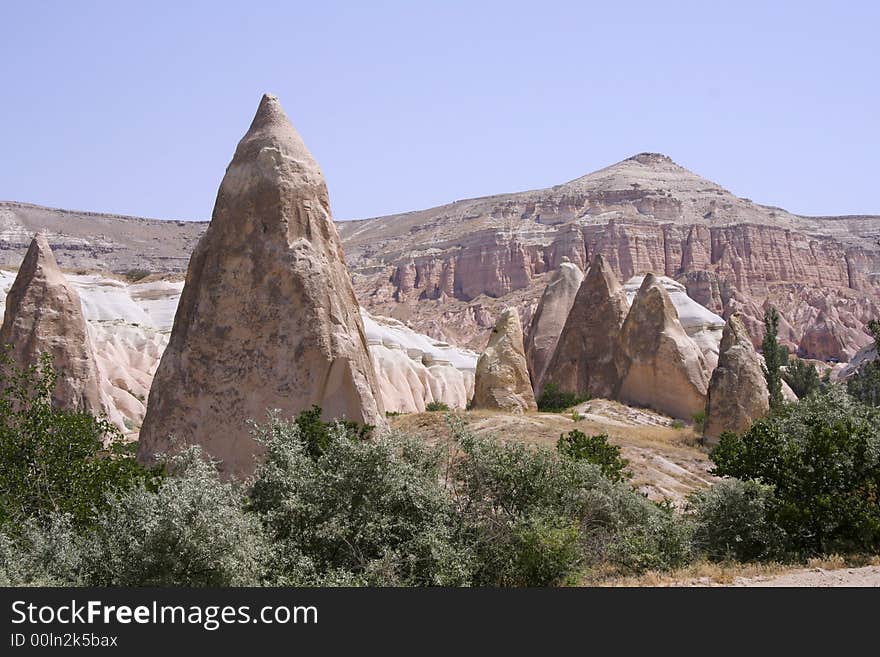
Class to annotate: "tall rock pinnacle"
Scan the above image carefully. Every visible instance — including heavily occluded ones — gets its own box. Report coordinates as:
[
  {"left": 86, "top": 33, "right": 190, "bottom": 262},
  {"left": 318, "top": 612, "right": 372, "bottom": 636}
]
[
  {"left": 616, "top": 273, "right": 710, "bottom": 419},
  {"left": 0, "top": 234, "right": 106, "bottom": 414},
  {"left": 472, "top": 307, "right": 537, "bottom": 413},
  {"left": 703, "top": 314, "right": 769, "bottom": 443},
  {"left": 543, "top": 254, "right": 630, "bottom": 400},
  {"left": 137, "top": 94, "right": 385, "bottom": 477},
  {"left": 525, "top": 258, "right": 584, "bottom": 396}
]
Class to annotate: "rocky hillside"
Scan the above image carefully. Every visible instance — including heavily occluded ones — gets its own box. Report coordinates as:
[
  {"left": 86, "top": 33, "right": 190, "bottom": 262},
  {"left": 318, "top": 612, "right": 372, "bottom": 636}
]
[
  {"left": 340, "top": 153, "right": 880, "bottom": 359},
  {"left": 4, "top": 152, "right": 880, "bottom": 360}
]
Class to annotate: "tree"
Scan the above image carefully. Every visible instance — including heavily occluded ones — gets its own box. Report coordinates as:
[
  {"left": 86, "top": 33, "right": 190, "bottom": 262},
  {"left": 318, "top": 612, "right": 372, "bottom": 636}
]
[
  {"left": 761, "top": 306, "right": 785, "bottom": 411},
  {"left": 0, "top": 351, "right": 160, "bottom": 529},
  {"left": 783, "top": 357, "right": 822, "bottom": 398},
  {"left": 556, "top": 430, "right": 630, "bottom": 483},
  {"left": 847, "top": 319, "right": 880, "bottom": 407},
  {"left": 710, "top": 387, "right": 880, "bottom": 556}
]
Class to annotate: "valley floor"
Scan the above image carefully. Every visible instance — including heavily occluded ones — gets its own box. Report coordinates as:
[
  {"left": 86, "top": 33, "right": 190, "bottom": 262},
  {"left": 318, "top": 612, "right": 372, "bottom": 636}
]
[{"left": 391, "top": 399, "right": 715, "bottom": 503}]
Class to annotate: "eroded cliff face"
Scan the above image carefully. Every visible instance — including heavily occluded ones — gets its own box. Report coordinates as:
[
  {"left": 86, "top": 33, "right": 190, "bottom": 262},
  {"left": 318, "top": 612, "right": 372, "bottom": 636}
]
[
  {"left": 4, "top": 153, "right": 879, "bottom": 359},
  {"left": 342, "top": 154, "right": 880, "bottom": 359}
]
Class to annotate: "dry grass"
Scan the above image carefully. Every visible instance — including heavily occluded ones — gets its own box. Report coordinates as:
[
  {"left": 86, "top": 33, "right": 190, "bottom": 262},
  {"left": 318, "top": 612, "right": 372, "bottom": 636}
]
[{"left": 390, "top": 405, "right": 715, "bottom": 504}]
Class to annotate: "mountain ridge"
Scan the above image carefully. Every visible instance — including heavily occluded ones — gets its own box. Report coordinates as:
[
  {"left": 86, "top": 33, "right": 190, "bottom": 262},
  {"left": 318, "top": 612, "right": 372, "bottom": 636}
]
[{"left": 2, "top": 153, "right": 879, "bottom": 362}]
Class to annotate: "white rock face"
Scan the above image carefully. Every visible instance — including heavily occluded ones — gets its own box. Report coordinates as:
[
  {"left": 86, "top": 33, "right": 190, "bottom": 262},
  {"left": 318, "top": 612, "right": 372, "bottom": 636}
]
[
  {"left": 362, "top": 311, "right": 477, "bottom": 412},
  {"left": 1, "top": 270, "right": 477, "bottom": 426},
  {"left": 0, "top": 270, "right": 175, "bottom": 433},
  {"left": 623, "top": 274, "right": 725, "bottom": 370}
]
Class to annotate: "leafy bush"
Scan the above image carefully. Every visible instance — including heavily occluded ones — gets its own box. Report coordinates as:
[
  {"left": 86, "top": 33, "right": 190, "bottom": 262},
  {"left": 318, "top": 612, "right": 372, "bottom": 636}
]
[
  {"left": 81, "top": 447, "right": 269, "bottom": 586},
  {"left": 448, "top": 417, "right": 691, "bottom": 582},
  {"left": 710, "top": 387, "right": 880, "bottom": 556},
  {"left": 607, "top": 500, "right": 695, "bottom": 573},
  {"left": 537, "top": 383, "right": 586, "bottom": 413},
  {"left": 847, "top": 320, "right": 880, "bottom": 407},
  {"left": 425, "top": 401, "right": 449, "bottom": 412},
  {"left": 783, "top": 357, "right": 822, "bottom": 398},
  {"left": 688, "top": 479, "right": 785, "bottom": 562},
  {"left": 286, "top": 404, "right": 372, "bottom": 460},
  {"left": 0, "top": 514, "right": 84, "bottom": 586},
  {"left": 0, "top": 352, "right": 160, "bottom": 529},
  {"left": 121, "top": 268, "right": 151, "bottom": 282},
  {"left": 249, "top": 413, "right": 471, "bottom": 586},
  {"left": 556, "top": 430, "right": 629, "bottom": 483}
]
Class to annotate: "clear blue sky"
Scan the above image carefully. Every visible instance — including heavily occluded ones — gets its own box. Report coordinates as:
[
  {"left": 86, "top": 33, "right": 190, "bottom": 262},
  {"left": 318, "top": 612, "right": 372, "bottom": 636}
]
[{"left": 1, "top": 1, "right": 877, "bottom": 221}]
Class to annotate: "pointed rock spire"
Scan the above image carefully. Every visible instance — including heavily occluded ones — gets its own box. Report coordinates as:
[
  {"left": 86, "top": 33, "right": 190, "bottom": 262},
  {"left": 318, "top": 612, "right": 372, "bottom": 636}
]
[
  {"left": 543, "top": 253, "right": 630, "bottom": 399},
  {"left": 0, "top": 234, "right": 105, "bottom": 414},
  {"left": 703, "top": 314, "right": 770, "bottom": 443},
  {"left": 525, "top": 258, "right": 584, "bottom": 394},
  {"left": 616, "top": 273, "right": 710, "bottom": 419},
  {"left": 472, "top": 307, "right": 536, "bottom": 413},
  {"left": 137, "top": 94, "right": 385, "bottom": 478}
]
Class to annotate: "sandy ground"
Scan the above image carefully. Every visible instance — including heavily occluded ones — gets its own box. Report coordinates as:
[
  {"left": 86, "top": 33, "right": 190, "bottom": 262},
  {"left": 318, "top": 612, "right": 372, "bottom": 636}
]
[
  {"left": 729, "top": 565, "right": 880, "bottom": 587},
  {"left": 390, "top": 400, "right": 715, "bottom": 503}
]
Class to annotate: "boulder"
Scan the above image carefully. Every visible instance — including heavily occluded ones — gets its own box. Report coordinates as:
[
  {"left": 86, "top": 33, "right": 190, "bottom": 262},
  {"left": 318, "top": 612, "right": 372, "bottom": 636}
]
[
  {"left": 137, "top": 94, "right": 385, "bottom": 477},
  {"left": 472, "top": 307, "right": 536, "bottom": 413},
  {"left": 543, "top": 254, "right": 630, "bottom": 399},
  {"left": 704, "top": 314, "right": 770, "bottom": 443},
  {"left": 525, "top": 258, "right": 583, "bottom": 394},
  {"left": 617, "top": 273, "right": 710, "bottom": 419}
]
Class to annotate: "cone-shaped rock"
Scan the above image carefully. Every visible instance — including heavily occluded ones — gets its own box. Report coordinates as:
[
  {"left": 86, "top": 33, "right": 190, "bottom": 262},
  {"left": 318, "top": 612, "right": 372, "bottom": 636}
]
[
  {"left": 525, "top": 258, "right": 583, "bottom": 395},
  {"left": 617, "top": 273, "right": 710, "bottom": 419},
  {"left": 137, "top": 94, "right": 385, "bottom": 477},
  {"left": 0, "top": 234, "right": 104, "bottom": 413},
  {"left": 543, "top": 254, "right": 629, "bottom": 399},
  {"left": 472, "top": 307, "right": 537, "bottom": 413},
  {"left": 704, "top": 314, "right": 769, "bottom": 443}
]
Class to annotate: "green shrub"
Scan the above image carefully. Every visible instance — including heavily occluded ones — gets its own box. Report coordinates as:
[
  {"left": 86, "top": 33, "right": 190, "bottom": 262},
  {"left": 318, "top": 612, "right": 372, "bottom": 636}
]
[
  {"left": 447, "top": 417, "right": 691, "bottom": 581},
  {"left": 847, "top": 320, "right": 880, "bottom": 407},
  {"left": 425, "top": 401, "right": 450, "bottom": 412},
  {"left": 691, "top": 410, "right": 706, "bottom": 433},
  {"left": 537, "top": 383, "right": 586, "bottom": 412},
  {"left": 607, "top": 500, "right": 695, "bottom": 573},
  {"left": 671, "top": 420, "right": 685, "bottom": 430},
  {"left": 556, "top": 430, "right": 629, "bottom": 483},
  {"left": 0, "top": 514, "right": 85, "bottom": 586},
  {"left": 688, "top": 479, "right": 785, "bottom": 562},
  {"left": 284, "top": 404, "right": 372, "bottom": 460},
  {"left": 249, "top": 413, "right": 471, "bottom": 586},
  {"left": 81, "top": 447, "right": 269, "bottom": 586},
  {"left": 121, "top": 268, "right": 151, "bottom": 282},
  {"left": 0, "top": 352, "right": 160, "bottom": 529},
  {"left": 783, "top": 357, "right": 822, "bottom": 398},
  {"left": 710, "top": 387, "right": 880, "bottom": 556}
]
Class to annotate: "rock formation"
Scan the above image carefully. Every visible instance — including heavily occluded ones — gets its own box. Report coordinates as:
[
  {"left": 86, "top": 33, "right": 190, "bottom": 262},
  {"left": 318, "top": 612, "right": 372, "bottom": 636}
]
[
  {"left": 703, "top": 314, "right": 770, "bottom": 443},
  {"left": 472, "top": 307, "right": 537, "bottom": 413},
  {"left": 7, "top": 152, "right": 880, "bottom": 359},
  {"left": 137, "top": 94, "right": 384, "bottom": 477},
  {"left": 524, "top": 258, "right": 583, "bottom": 394},
  {"left": 543, "top": 254, "right": 630, "bottom": 399},
  {"left": 0, "top": 234, "right": 106, "bottom": 415},
  {"left": 362, "top": 310, "right": 477, "bottom": 412},
  {"left": 617, "top": 273, "right": 710, "bottom": 419},
  {"left": 622, "top": 274, "right": 725, "bottom": 370}
]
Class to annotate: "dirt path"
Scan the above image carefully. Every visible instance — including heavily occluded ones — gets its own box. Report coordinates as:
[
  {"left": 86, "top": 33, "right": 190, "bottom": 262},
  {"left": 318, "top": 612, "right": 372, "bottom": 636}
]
[{"left": 730, "top": 565, "right": 880, "bottom": 587}]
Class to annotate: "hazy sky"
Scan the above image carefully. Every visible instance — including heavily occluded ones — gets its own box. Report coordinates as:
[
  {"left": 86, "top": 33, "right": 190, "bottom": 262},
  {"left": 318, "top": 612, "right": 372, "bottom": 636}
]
[{"left": 1, "top": 1, "right": 877, "bottom": 221}]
